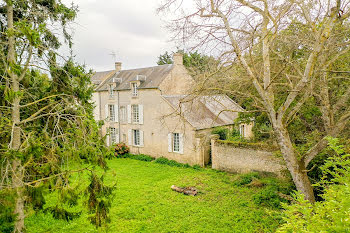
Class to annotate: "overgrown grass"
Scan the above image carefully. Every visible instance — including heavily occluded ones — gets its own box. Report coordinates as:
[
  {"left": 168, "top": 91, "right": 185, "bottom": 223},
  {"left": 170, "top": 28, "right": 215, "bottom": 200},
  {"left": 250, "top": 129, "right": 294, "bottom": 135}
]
[{"left": 25, "top": 159, "right": 287, "bottom": 232}]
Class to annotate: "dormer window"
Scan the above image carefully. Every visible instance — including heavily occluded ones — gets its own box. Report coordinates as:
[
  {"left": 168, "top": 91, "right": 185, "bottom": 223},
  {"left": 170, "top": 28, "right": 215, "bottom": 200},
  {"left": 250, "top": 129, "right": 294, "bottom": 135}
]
[
  {"left": 109, "top": 84, "right": 114, "bottom": 98},
  {"left": 131, "top": 83, "right": 138, "bottom": 97}
]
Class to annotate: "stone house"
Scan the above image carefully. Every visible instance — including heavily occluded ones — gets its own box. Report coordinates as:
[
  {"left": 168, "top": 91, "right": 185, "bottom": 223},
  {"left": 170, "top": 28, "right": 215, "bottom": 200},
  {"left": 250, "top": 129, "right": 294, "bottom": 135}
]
[{"left": 91, "top": 53, "right": 253, "bottom": 166}]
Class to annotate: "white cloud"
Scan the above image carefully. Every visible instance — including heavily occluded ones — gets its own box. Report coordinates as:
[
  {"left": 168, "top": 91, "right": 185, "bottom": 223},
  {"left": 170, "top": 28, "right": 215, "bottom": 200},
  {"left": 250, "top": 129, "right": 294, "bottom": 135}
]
[{"left": 61, "top": 0, "right": 176, "bottom": 71}]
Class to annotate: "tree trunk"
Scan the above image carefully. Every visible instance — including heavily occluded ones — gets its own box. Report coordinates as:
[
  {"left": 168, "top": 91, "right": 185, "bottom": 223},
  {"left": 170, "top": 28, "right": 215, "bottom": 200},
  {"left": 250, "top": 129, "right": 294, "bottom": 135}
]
[
  {"left": 273, "top": 124, "right": 315, "bottom": 203},
  {"left": 6, "top": 2, "right": 25, "bottom": 232}
]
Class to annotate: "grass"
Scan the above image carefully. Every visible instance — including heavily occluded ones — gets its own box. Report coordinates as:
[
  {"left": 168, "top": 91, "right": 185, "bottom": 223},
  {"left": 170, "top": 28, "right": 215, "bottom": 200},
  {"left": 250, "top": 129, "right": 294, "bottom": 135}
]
[{"left": 25, "top": 158, "right": 284, "bottom": 232}]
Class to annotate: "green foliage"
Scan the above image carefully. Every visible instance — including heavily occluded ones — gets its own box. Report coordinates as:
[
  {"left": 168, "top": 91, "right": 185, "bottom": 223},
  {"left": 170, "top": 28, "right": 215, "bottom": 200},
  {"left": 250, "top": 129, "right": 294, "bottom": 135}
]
[
  {"left": 0, "top": 1, "right": 113, "bottom": 229},
  {"left": 211, "top": 127, "right": 229, "bottom": 140},
  {"left": 44, "top": 206, "right": 81, "bottom": 222},
  {"left": 157, "top": 51, "right": 173, "bottom": 65},
  {"left": 0, "top": 190, "right": 16, "bottom": 233},
  {"left": 114, "top": 143, "right": 130, "bottom": 156},
  {"left": 85, "top": 173, "right": 116, "bottom": 227},
  {"left": 118, "top": 153, "right": 155, "bottom": 162},
  {"left": 278, "top": 138, "right": 350, "bottom": 232},
  {"left": 233, "top": 172, "right": 261, "bottom": 186},
  {"left": 157, "top": 50, "right": 218, "bottom": 73}
]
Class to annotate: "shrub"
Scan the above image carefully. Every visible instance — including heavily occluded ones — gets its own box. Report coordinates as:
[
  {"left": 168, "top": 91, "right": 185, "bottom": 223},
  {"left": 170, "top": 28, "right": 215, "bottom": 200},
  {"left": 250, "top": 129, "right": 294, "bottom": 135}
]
[
  {"left": 212, "top": 127, "right": 229, "bottom": 140},
  {"left": 132, "top": 154, "right": 155, "bottom": 162},
  {"left": 118, "top": 153, "right": 155, "bottom": 162},
  {"left": 277, "top": 138, "right": 350, "bottom": 232},
  {"left": 253, "top": 186, "right": 286, "bottom": 209},
  {"left": 114, "top": 143, "right": 130, "bottom": 156},
  {"left": 155, "top": 157, "right": 183, "bottom": 167},
  {"left": 233, "top": 172, "right": 260, "bottom": 186}
]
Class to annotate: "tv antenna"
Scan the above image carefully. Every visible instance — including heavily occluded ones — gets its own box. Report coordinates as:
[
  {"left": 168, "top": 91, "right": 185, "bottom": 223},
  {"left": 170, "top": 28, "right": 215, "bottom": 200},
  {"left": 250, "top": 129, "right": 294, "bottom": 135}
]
[{"left": 109, "top": 51, "right": 117, "bottom": 62}]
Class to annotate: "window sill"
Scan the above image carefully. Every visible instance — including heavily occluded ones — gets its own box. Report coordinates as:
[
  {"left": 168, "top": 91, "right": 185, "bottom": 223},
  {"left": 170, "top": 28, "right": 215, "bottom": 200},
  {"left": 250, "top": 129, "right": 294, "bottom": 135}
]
[
  {"left": 132, "top": 145, "right": 144, "bottom": 148},
  {"left": 170, "top": 151, "right": 182, "bottom": 154}
]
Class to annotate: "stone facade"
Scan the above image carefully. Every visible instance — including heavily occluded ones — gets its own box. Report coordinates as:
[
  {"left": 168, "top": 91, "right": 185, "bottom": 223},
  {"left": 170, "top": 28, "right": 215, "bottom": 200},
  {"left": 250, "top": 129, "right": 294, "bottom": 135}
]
[
  {"left": 92, "top": 53, "right": 253, "bottom": 166},
  {"left": 211, "top": 135, "right": 285, "bottom": 175}
]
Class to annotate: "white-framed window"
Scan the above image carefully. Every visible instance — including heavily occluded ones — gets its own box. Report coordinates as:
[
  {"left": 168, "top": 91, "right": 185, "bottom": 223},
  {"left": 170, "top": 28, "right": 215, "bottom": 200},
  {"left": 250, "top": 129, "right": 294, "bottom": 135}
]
[
  {"left": 109, "top": 104, "right": 115, "bottom": 122},
  {"left": 110, "top": 127, "right": 117, "bottom": 144},
  {"left": 133, "top": 129, "right": 140, "bottom": 146},
  {"left": 239, "top": 124, "right": 245, "bottom": 138},
  {"left": 131, "top": 105, "right": 139, "bottom": 123},
  {"left": 131, "top": 83, "right": 138, "bottom": 97},
  {"left": 120, "top": 106, "right": 126, "bottom": 122},
  {"left": 109, "top": 84, "right": 114, "bottom": 98},
  {"left": 168, "top": 133, "right": 184, "bottom": 154},
  {"left": 173, "top": 133, "right": 180, "bottom": 152},
  {"left": 128, "top": 129, "right": 143, "bottom": 147}
]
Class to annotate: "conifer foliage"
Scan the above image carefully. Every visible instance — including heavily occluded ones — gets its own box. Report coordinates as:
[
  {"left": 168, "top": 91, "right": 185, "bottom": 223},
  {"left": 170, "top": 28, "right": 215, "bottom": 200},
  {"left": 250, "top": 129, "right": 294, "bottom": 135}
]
[{"left": 0, "top": 1, "right": 115, "bottom": 232}]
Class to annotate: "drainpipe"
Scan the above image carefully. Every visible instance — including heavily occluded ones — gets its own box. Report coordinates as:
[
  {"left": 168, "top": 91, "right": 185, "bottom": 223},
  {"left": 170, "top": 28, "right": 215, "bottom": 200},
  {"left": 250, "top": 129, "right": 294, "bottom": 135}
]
[{"left": 117, "top": 89, "right": 121, "bottom": 142}]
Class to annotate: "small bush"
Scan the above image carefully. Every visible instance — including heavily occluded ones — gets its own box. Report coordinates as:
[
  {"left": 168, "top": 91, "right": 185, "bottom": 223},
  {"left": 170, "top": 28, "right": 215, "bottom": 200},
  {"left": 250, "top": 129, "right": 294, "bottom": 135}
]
[
  {"left": 233, "top": 172, "right": 260, "bottom": 186},
  {"left": 212, "top": 127, "right": 229, "bottom": 140},
  {"left": 155, "top": 157, "right": 183, "bottom": 167},
  {"left": 253, "top": 186, "right": 285, "bottom": 209},
  {"left": 192, "top": 165, "right": 202, "bottom": 170},
  {"left": 119, "top": 153, "right": 155, "bottom": 161},
  {"left": 132, "top": 154, "right": 155, "bottom": 162},
  {"left": 114, "top": 143, "right": 130, "bottom": 156},
  {"left": 252, "top": 177, "right": 293, "bottom": 209}
]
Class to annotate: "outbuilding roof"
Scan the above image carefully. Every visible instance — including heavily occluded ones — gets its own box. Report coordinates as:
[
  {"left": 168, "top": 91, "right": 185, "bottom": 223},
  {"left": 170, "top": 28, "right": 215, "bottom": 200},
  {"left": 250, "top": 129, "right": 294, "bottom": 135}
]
[
  {"left": 162, "top": 95, "right": 245, "bottom": 130},
  {"left": 95, "top": 64, "right": 173, "bottom": 91}
]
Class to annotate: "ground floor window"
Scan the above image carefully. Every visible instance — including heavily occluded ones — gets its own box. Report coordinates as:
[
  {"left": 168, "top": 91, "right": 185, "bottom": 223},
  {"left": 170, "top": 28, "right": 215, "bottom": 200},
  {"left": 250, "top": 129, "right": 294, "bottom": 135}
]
[
  {"left": 110, "top": 127, "right": 118, "bottom": 144},
  {"left": 168, "top": 132, "right": 183, "bottom": 154},
  {"left": 173, "top": 133, "right": 180, "bottom": 152},
  {"left": 133, "top": 129, "right": 140, "bottom": 146}
]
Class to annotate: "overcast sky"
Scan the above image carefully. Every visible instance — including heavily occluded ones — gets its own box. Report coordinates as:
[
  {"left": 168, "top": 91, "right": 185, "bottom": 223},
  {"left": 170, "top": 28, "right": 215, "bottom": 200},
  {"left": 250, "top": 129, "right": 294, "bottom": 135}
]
[{"left": 61, "top": 0, "right": 176, "bottom": 72}]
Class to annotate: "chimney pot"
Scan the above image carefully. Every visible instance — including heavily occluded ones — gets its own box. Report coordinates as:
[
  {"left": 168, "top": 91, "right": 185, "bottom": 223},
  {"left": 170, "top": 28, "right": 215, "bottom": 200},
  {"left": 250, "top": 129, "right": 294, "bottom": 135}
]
[{"left": 115, "top": 62, "right": 122, "bottom": 72}]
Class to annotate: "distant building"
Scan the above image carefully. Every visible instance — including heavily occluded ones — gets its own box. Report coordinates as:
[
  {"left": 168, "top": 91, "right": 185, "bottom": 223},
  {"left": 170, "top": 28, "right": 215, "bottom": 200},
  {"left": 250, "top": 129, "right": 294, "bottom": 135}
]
[{"left": 91, "top": 53, "right": 253, "bottom": 166}]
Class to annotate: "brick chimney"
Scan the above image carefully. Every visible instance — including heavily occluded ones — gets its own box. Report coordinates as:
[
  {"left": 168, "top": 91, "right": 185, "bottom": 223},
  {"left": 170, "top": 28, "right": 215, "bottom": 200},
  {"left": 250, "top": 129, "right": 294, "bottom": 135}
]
[
  {"left": 115, "top": 62, "right": 122, "bottom": 72},
  {"left": 173, "top": 53, "right": 183, "bottom": 65}
]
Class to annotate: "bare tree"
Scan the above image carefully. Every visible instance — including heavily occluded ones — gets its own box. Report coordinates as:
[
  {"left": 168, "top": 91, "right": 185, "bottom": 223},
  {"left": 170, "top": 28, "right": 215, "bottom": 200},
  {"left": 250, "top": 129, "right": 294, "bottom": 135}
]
[{"left": 158, "top": 0, "right": 350, "bottom": 202}]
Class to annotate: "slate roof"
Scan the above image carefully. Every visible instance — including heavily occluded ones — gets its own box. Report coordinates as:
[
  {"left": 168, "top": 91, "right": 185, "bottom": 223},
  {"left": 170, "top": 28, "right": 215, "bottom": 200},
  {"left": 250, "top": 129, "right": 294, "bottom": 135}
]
[
  {"left": 95, "top": 64, "right": 173, "bottom": 91},
  {"left": 163, "top": 95, "right": 245, "bottom": 130},
  {"left": 91, "top": 70, "right": 115, "bottom": 86}
]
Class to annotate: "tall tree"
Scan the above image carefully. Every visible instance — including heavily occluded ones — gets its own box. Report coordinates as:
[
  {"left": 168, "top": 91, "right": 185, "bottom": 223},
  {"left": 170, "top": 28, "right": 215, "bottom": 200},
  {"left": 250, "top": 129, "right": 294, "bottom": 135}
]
[
  {"left": 0, "top": 1, "right": 114, "bottom": 232},
  {"left": 159, "top": 0, "right": 350, "bottom": 202}
]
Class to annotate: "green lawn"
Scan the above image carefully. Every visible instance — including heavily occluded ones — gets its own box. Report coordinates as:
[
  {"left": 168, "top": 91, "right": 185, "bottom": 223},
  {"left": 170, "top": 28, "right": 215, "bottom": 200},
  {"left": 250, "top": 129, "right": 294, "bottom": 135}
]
[{"left": 26, "top": 158, "right": 283, "bottom": 232}]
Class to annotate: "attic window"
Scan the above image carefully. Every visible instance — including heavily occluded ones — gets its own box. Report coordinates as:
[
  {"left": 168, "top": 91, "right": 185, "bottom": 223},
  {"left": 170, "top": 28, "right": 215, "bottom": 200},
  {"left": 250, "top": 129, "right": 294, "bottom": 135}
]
[{"left": 131, "top": 83, "right": 138, "bottom": 97}]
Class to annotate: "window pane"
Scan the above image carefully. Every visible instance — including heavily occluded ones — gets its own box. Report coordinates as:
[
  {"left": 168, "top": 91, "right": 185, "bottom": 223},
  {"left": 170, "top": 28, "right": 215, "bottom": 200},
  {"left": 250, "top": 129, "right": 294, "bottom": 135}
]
[
  {"left": 173, "top": 133, "right": 180, "bottom": 152},
  {"left": 132, "top": 83, "right": 138, "bottom": 96},
  {"left": 132, "top": 105, "right": 139, "bottom": 123},
  {"left": 109, "top": 105, "right": 115, "bottom": 121},
  {"left": 110, "top": 127, "right": 116, "bottom": 144},
  {"left": 133, "top": 129, "right": 140, "bottom": 146}
]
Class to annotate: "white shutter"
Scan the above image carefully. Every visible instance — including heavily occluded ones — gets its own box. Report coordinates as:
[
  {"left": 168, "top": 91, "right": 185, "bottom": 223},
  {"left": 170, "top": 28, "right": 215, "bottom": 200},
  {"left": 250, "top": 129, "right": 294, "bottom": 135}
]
[
  {"left": 139, "top": 105, "right": 143, "bottom": 124},
  {"left": 140, "top": 130, "right": 144, "bottom": 146},
  {"left": 128, "top": 129, "right": 132, "bottom": 145},
  {"left": 168, "top": 133, "right": 172, "bottom": 152},
  {"left": 127, "top": 105, "right": 131, "bottom": 123},
  {"left": 105, "top": 104, "right": 109, "bottom": 121},
  {"left": 179, "top": 133, "right": 184, "bottom": 154},
  {"left": 114, "top": 104, "right": 118, "bottom": 122}
]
